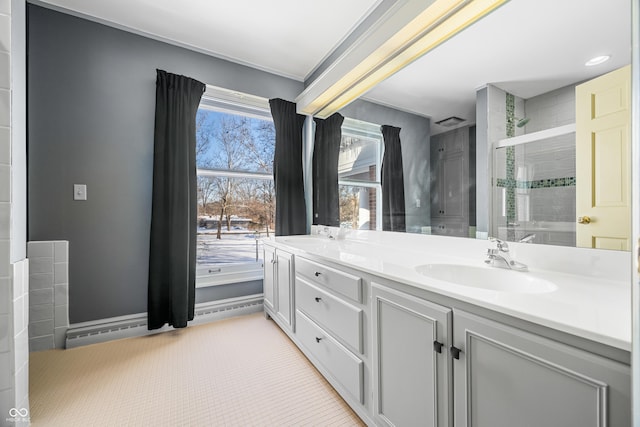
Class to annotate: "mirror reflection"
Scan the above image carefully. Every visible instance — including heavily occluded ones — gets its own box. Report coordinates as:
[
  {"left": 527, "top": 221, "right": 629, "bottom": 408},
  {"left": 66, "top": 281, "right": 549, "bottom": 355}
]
[{"left": 332, "top": 0, "right": 631, "bottom": 249}]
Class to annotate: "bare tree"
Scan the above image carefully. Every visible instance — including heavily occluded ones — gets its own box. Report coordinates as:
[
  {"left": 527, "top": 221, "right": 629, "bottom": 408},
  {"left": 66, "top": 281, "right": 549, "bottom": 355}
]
[
  {"left": 196, "top": 112, "right": 216, "bottom": 216},
  {"left": 211, "top": 116, "right": 252, "bottom": 239}
]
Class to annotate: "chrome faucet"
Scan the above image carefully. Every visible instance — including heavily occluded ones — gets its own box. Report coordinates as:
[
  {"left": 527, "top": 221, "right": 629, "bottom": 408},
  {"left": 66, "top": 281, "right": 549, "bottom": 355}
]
[
  {"left": 518, "top": 233, "right": 536, "bottom": 243},
  {"left": 485, "top": 237, "right": 528, "bottom": 272}
]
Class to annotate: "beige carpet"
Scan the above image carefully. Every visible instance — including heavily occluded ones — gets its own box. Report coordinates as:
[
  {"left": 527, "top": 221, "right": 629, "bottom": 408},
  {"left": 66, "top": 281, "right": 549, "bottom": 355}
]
[{"left": 29, "top": 313, "right": 364, "bottom": 426}]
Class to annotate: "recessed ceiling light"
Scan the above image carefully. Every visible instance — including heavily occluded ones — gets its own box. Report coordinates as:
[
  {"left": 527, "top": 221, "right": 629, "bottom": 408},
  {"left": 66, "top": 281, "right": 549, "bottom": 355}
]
[{"left": 585, "top": 55, "right": 611, "bottom": 66}]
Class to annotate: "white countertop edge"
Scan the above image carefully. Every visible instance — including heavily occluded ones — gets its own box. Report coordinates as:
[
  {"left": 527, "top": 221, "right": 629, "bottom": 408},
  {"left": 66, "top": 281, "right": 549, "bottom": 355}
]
[{"left": 265, "top": 233, "right": 631, "bottom": 352}]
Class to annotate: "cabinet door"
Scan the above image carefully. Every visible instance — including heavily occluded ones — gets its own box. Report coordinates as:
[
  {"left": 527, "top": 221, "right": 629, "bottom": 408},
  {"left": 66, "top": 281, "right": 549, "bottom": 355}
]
[
  {"left": 275, "top": 249, "right": 294, "bottom": 331},
  {"left": 441, "top": 149, "right": 468, "bottom": 221},
  {"left": 262, "top": 246, "right": 276, "bottom": 313},
  {"left": 372, "top": 283, "right": 452, "bottom": 427},
  {"left": 430, "top": 139, "right": 444, "bottom": 219},
  {"left": 453, "top": 310, "right": 630, "bottom": 427}
]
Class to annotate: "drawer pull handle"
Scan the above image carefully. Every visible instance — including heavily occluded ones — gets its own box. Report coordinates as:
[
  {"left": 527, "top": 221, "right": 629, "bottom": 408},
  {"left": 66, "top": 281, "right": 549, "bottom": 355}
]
[
  {"left": 315, "top": 337, "right": 323, "bottom": 343},
  {"left": 314, "top": 271, "right": 322, "bottom": 277},
  {"left": 450, "top": 345, "right": 462, "bottom": 360},
  {"left": 314, "top": 297, "right": 322, "bottom": 302}
]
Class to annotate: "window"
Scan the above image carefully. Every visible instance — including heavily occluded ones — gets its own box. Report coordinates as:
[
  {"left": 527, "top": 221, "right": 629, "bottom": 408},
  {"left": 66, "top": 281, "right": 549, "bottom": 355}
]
[
  {"left": 196, "top": 87, "right": 275, "bottom": 287},
  {"left": 338, "top": 118, "right": 383, "bottom": 230}
]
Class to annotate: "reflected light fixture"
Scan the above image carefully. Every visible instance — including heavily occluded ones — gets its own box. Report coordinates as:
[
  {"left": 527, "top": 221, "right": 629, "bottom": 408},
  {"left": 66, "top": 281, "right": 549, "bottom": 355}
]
[
  {"left": 297, "top": 0, "right": 509, "bottom": 118},
  {"left": 585, "top": 55, "right": 611, "bottom": 66}
]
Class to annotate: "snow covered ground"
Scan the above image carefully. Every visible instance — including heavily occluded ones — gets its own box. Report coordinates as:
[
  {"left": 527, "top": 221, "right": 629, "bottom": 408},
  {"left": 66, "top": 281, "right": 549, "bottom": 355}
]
[{"left": 197, "top": 228, "right": 265, "bottom": 265}]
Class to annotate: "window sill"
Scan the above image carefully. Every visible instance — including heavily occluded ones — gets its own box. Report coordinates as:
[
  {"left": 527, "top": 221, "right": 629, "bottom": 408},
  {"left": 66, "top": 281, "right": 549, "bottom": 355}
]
[{"left": 196, "top": 263, "right": 264, "bottom": 288}]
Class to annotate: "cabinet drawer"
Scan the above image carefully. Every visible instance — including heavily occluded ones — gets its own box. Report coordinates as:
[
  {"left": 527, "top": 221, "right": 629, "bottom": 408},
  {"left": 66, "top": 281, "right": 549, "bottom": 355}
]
[
  {"left": 296, "top": 310, "right": 364, "bottom": 403},
  {"left": 296, "top": 257, "right": 362, "bottom": 303},
  {"left": 296, "top": 278, "right": 363, "bottom": 353}
]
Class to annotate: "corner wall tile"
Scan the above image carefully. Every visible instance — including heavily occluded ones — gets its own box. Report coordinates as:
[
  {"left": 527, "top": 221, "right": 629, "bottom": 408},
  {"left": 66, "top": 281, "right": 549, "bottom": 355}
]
[
  {"left": 29, "top": 304, "right": 53, "bottom": 322},
  {"left": 28, "top": 257, "right": 52, "bottom": 275},
  {"left": 0, "top": 52, "right": 7, "bottom": 90},
  {"left": 12, "top": 259, "right": 23, "bottom": 297},
  {"left": 0, "top": 203, "right": 8, "bottom": 240},
  {"left": 29, "top": 289, "right": 52, "bottom": 305},
  {"left": 29, "top": 335, "right": 53, "bottom": 352},
  {"left": 0, "top": 386, "right": 12, "bottom": 418},
  {"left": 0, "top": 0, "right": 9, "bottom": 15},
  {"left": 0, "top": 89, "right": 8, "bottom": 128},
  {"left": 29, "top": 319, "right": 53, "bottom": 338},
  {"left": 14, "top": 329, "right": 28, "bottom": 373},
  {"left": 11, "top": 296, "right": 21, "bottom": 334},
  {"left": 0, "top": 277, "right": 8, "bottom": 314},
  {"left": 0, "top": 15, "right": 9, "bottom": 53},
  {"left": 54, "top": 304, "right": 68, "bottom": 327},
  {"left": 54, "top": 327, "right": 66, "bottom": 349},
  {"left": 14, "top": 365, "right": 28, "bottom": 415},
  {"left": 0, "top": 352, "right": 9, "bottom": 390},
  {"left": 29, "top": 273, "right": 53, "bottom": 290},
  {"left": 54, "top": 284, "right": 68, "bottom": 306},
  {"left": 0, "top": 127, "right": 8, "bottom": 165},
  {"left": 27, "top": 242, "right": 54, "bottom": 258},
  {"left": 53, "top": 263, "right": 68, "bottom": 285},
  {"left": 54, "top": 241, "right": 68, "bottom": 263},
  {"left": 0, "top": 313, "right": 9, "bottom": 352}
]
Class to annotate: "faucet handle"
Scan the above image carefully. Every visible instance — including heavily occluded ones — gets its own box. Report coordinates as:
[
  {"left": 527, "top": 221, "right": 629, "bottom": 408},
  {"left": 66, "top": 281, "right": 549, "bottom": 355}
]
[{"left": 488, "top": 237, "right": 509, "bottom": 252}]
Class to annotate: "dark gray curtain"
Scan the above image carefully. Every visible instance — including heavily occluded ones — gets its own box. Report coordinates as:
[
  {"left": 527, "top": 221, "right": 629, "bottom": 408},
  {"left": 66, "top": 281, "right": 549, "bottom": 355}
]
[
  {"left": 148, "top": 70, "right": 205, "bottom": 330},
  {"left": 381, "top": 125, "right": 406, "bottom": 232},
  {"left": 269, "top": 99, "right": 307, "bottom": 236},
  {"left": 313, "top": 113, "right": 344, "bottom": 226}
]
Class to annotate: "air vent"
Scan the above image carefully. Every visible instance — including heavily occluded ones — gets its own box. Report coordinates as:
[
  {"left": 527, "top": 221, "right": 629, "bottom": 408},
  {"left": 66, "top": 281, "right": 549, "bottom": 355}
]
[{"left": 435, "top": 116, "right": 466, "bottom": 127}]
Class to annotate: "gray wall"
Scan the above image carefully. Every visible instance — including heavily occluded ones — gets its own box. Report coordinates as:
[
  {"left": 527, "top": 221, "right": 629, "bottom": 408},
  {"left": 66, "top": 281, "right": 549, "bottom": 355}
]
[
  {"left": 339, "top": 99, "right": 431, "bottom": 233},
  {"left": 27, "top": 5, "right": 302, "bottom": 323},
  {"left": 475, "top": 87, "right": 489, "bottom": 235}
]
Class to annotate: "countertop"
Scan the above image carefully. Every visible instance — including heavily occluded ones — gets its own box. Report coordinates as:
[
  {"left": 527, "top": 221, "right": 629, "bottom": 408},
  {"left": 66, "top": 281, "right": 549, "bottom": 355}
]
[{"left": 266, "top": 230, "right": 631, "bottom": 352}]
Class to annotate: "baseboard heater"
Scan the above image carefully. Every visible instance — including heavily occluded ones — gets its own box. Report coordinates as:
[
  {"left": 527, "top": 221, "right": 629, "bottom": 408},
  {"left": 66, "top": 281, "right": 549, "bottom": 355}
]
[{"left": 65, "top": 294, "right": 264, "bottom": 349}]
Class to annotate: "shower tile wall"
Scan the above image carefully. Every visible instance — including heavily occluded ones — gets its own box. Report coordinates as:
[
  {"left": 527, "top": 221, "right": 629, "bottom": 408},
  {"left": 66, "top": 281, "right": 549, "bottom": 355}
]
[
  {"left": 493, "top": 84, "right": 577, "bottom": 246},
  {"left": 27, "top": 241, "right": 69, "bottom": 351},
  {"left": 523, "top": 84, "right": 576, "bottom": 133}
]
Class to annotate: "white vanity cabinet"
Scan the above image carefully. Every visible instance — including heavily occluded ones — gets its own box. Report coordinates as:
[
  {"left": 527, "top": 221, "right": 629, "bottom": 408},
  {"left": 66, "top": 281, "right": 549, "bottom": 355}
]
[
  {"left": 452, "top": 310, "right": 631, "bottom": 427},
  {"left": 371, "top": 283, "right": 452, "bottom": 427},
  {"left": 262, "top": 244, "right": 294, "bottom": 333},
  {"left": 266, "top": 240, "right": 631, "bottom": 427},
  {"left": 293, "top": 256, "right": 369, "bottom": 413}
]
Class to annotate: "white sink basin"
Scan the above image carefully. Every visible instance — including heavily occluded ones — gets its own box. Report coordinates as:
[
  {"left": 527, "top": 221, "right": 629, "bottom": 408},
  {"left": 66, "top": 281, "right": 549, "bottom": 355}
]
[{"left": 415, "top": 264, "right": 557, "bottom": 294}]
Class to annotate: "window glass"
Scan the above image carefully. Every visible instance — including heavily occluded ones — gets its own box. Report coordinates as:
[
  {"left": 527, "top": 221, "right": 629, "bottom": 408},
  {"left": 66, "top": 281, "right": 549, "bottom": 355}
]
[
  {"left": 338, "top": 118, "right": 383, "bottom": 230},
  {"left": 195, "top": 98, "right": 275, "bottom": 286}
]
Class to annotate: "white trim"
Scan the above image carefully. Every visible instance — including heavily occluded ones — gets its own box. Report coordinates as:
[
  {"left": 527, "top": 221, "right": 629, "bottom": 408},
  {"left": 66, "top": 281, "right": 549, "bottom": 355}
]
[
  {"left": 196, "top": 262, "right": 263, "bottom": 288},
  {"left": 197, "top": 168, "right": 272, "bottom": 180},
  {"left": 496, "top": 124, "right": 576, "bottom": 148},
  {"left": 65, "top": 294, "right": 264, "bottom": 348}
]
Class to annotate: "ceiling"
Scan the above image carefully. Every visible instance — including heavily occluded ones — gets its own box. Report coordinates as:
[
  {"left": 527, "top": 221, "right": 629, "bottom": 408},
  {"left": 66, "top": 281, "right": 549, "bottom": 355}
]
[
  {"left": 36, "top": 0, "right": 631, "bottom": 131},
  {"left": 364, "top": 0, "right": 631, "bottom": 132},
  {"left": 35, "top": 0, "right": 380, "bottom": 81}
]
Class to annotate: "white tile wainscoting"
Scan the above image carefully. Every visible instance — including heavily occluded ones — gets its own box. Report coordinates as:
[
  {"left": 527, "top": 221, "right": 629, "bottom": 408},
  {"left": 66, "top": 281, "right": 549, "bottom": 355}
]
[{"left": 27, "top": 241, "right": 69, "bottom": 351}]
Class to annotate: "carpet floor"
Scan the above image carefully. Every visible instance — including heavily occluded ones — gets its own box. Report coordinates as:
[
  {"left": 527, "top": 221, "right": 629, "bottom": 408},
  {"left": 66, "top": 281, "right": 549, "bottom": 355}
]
[{"left": 29, "top": 313, "right": 364, "bottom": 426}]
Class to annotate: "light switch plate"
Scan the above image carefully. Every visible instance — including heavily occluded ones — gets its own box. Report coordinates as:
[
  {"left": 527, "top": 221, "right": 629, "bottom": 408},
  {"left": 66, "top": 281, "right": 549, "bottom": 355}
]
[{"left": 73, "top": 184, "right": 87, "bottom": 201}]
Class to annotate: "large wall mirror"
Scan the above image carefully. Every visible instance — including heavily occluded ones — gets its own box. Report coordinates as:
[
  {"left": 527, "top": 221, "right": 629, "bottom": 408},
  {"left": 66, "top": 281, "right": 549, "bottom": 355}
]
[{"left": 332, "top": 0, "right": 631, "bottom": 250}]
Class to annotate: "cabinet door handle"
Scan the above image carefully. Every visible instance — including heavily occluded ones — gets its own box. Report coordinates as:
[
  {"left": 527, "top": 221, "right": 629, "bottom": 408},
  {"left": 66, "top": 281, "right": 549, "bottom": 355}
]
[
  {"left": 314, "top": 297, "right": 322, "bottom": 302},
  {"left": 450, "top": 346, "right": 462, "bottom": 360},
  {"left": 433, "top": 341, "right": 443, "bottom": 353},
  {"left": 314, "top": 271, "right": 322, "bottom": 277},
  {"left": 315, "top": 337, "right": 323, "bottom": 343}
]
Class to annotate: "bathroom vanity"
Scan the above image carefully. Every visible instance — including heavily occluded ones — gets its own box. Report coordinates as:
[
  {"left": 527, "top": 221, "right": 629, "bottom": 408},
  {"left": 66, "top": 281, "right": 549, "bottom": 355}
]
[{"left": 262, "top": 231, "right": 631, "bottom": 426}]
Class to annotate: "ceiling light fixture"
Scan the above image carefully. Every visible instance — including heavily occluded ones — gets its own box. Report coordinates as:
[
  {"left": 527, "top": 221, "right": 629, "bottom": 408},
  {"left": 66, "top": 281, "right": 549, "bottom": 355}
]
[
  {"left": 585, "top": 55, "right": 611, "bottom": 66},
  {"left": 297, "top": 0, "right": 508, "bottom": 118}
]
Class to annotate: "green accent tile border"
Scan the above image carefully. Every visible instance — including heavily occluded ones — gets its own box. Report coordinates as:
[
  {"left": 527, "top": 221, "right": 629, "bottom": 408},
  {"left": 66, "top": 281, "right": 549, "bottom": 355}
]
[
  {"left": 496, "top": 177, "right": 576, "bottom": 189},
  {"left": 505, "top": 93, "right": 516, "bottom": 227}
]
